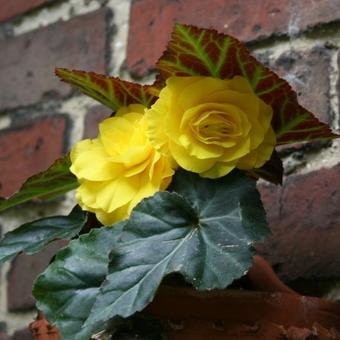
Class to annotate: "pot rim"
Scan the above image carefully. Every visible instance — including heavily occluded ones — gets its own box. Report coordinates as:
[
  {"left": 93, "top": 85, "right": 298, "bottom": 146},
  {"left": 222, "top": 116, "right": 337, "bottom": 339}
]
[{"left": 145, "top": 285, "right": 340, "bottom": 330}]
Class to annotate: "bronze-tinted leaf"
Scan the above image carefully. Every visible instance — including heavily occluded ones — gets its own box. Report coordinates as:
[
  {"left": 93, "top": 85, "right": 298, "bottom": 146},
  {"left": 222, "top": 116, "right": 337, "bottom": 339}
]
[
  {"left": 56, "top": 68, "right": 156, "bottom": 111},
  {"left": 155, "top": 24, "right": 337, "bottom": 145},
  {"left": 0, "top": 155, "right": 77, "bottom": 212}
]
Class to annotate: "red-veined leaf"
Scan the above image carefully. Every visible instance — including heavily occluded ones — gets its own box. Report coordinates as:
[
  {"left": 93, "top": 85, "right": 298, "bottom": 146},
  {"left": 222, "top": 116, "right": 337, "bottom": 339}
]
[
  {"left": 0, "top": 155, "right": 78, "bottom": 212},
  {"left": 154, "top": 23, "right": 337, "bottom": 145},
  {"left": 56, "top": 68, "right": 156, "bottom": 111}
]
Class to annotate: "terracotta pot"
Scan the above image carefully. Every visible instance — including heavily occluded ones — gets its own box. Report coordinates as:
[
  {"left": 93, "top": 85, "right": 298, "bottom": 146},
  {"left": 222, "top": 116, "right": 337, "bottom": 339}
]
[
  {"left": 145, "top": 287, "right": 340, "bottom": 339},
  {"left": 144, "top": 256, "right": 340, "bottom": 339},
  {"left": 30, "top": 256, "right": 340, "bottom": 339},
  {"left": 29, "top": 311, "right": 61, "bottom": 340}
]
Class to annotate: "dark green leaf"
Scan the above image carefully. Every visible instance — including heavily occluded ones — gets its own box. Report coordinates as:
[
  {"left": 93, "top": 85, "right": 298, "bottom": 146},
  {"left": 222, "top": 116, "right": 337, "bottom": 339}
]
[
  {"left": 85, "top": 170, "right": 269, "bottom": 326},
  {"left": 33, "top": 224, "right": 125, "bottom": 340},
  {"left": 0, "top": 155, "right": 78, "bottom": 212},
  {"left": 0, "top": 206, "right": 87, "bottom": 263},
  {"left": 154, "top": 23, "right": 337, "bottom": 144},
  {"left": 56, "top": 68, "right": 156, "bottom": 111}
]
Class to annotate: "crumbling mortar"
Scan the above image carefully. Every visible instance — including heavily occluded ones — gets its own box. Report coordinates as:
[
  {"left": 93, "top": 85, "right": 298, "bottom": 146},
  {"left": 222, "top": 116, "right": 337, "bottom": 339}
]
[
  {"left": 329, "top": 50, "right": 340, "bottom": 131},
  {"left": 59, "top": 95, "right": 100, "bottom": 146},
  {"left": 1, "top": 0, "right": 340, "bottom": 334},
  {"left": 251, "top": 27, "right": 340, "bottom": 176},
  {"left": 247, "top": 18, "right": 340, "bottom": 51},
  {"left": 104, "top": 8, "right": 115, "bottom": 75},
  {"left": 11, "top": 0, "right": 104, "bottom": 36},
  {"left": 106, "top": 0, "right": 132, "bottom": 77}
]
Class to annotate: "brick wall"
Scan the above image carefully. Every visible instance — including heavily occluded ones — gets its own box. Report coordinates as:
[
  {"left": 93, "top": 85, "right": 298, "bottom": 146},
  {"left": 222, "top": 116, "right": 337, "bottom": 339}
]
[{"left": 0, "top": 0, "right": 339, "bottom": 338}]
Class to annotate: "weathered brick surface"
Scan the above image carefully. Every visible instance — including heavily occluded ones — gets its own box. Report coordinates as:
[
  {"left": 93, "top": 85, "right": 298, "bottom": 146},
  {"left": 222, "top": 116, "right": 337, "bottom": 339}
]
[
  {"left": 7, "top": 241, "right": 66, "bottom": 311},
  {"left": 0, "top": 9, "right": 108, "bottom": 110},
  {"left": 83, "top": 105, "right": 112, "bottom": 139},
  {"left": 11, "top": 328, "right": 33, "bottom": 340},
  {"left": 270, "top": 46, "right": 332, "bottom": 154},
  {"left": 0, "top": 0, "right": 52, "bottom": 23},
  {"left": 0, "top": 116, "right": 67, "bottom": 198},
  {"left": 258, "top": 165, "right": 340, "bottom": 281},
  {"left": 271, "top": 47, "right": 331, "bottom": 124},
  {"left": 0, "top": 324, "right": 8, "bottom": 340},
  {"left": 127, "top": 0, "right": 340, "bottom": 77}
]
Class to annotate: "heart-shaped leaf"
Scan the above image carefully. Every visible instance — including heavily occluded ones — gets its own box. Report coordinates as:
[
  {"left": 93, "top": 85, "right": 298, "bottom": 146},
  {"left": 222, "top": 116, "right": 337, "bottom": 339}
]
[
  {"left": 0, "top": 206, "right": 87, "bottom": 263},
  {"left": 84, "top": 170, "right": 269, "bottom": 327},
  {"left": 0, "top": 154, "right": 78, "bottom": 212},
  {"left": 154, "top": 24, "right": 337, "bottom": 145},
  {"left": 56, "top": 68, "right": 156, "bottom": 111},
  {"left": 33, "top": 224, "right": 125, "bottom": 340}
]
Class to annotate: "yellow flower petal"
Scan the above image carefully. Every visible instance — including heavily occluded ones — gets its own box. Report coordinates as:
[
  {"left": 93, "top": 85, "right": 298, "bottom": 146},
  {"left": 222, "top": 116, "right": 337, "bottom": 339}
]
[
  {"left": 237, "top": 127, "right": 276, "bottom": 169},
  {"left": 200, "top": 161, "right": 237, "bottom": 179},
  {"left": 145, "top": 87, "right": 172, "bottom": 154},
  {"left": 169, "top": 140, "right": 216, "bottom": 172},
  {"left": 228, "top": 76, "right": 253, "bottom": 93},
  {"left": 70, "top": 139, "right": 123, "bottom": 181},
  {"left": 116, "top": 104, "right": 146, "bottom": 116},
  {"left": 99, "top": 116, "right": 134, "bottom": 156},
  {"left": 179, "top": 133, "right": 223, "bottom": 159},
  {"left": 70, "top": 104, "right": 176, "bottom": 224},
  {"left": 96, "top": 204, "right": 130, "bottom": 225},
  {"left": 146, "top": 76, "right": 275, "bottom": 178},
  {"left": 94, "top": 176, "right": 140, "bottom": 213},
  {"left": 177, "top": 77, "right": 229, "bottom": 109}
]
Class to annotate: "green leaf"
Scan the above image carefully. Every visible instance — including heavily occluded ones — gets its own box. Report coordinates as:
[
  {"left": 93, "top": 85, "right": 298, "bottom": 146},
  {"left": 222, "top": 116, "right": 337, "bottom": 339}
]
[
  {"left": 33, "top": 224, "right": 125, "bottom": 340},
  {"left": 0, "top": 206, "right": 87, "bottom": 263},
  {"left": 56, "top": 68, "right": 156, "bottom": 111},
  {"left": 155, "top": 23, "right": 337, "bottom": 144},
  {"left": 0, "top": 155, "right": 78, "bottom": 212},
  {"left": 84, "top": 170, "right": 269, "bottom": 327}
]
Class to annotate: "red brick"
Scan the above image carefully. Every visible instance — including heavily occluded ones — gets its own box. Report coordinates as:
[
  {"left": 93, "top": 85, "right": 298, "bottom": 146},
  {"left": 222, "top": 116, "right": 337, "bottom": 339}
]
[
  {"left": 128, "top": 0, "right": 340, "bottom": 77},
  {"left": 271, "top": 47, "right": 331, "bottom": 124},
  {"left": 0, "top": 9, "right": 108, "bottom": 110},
  {"left": 0, "top": 0, "right": 52, "bottom": 23},
  {"left": 0, "top": 325, "right": 8, "bottom": 340},
  {"left": 7, "top": 240, "right": 66, "bottom": 311},
  {"left": 83, "top": 105, "right": 112, "bottom": 139},
  {"left": 11, "top": 328, "right": 33, "bottom": 340},
  {"left": 258, "top": 165, "right": 340, "bottom": 281},
  {"left": 0, "top": 116, "right": 67, "bottom": 198}
]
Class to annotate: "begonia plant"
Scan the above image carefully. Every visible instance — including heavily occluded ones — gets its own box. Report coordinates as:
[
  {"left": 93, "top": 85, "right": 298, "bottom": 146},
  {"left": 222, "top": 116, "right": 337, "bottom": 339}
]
[{"left": 0, "top": 23, "right": 337, "bottom": 339}]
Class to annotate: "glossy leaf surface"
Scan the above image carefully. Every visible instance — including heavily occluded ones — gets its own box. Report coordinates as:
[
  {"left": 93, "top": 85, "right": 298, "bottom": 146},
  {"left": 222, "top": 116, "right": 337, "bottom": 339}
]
[
  {"left": 155, "top": 23, "right": 336, "bottom": 144},
  {"left": 56, "top": 68, "right": 156, "bottom": 111},
  {"left": 84, "top": 170, "right": 269, "bottom": 326},
  {"left": 0, "top": 155, "right": 78, "bottom": 212},
  {"left": 33, "top": 224, "right": 124, "bottom": 340},
  {"left": 0, "top": 206, "right": 87, "bottom": 263}
]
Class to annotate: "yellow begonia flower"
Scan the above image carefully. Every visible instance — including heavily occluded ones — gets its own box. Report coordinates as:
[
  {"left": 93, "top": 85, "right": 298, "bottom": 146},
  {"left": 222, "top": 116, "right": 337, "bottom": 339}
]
[
  {"left": 70, "top": 104, "right": 175, "bottom": 225},
  {"left": 146, "top": 76, "right": 276, "bottom": 178}
]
